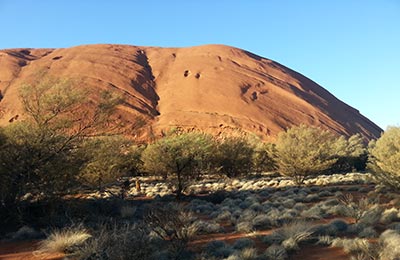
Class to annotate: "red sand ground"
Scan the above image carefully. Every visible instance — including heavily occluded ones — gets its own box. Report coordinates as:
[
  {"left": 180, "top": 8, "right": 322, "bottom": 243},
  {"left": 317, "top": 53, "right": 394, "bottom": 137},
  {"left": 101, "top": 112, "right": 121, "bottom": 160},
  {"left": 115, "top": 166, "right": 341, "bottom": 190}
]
[
  {"left": 0, "top": 186, "right": 373, "bottom": 259},
  {"left": 0, "top": 241, "right": 63, "bottom": 260},
  {"left": 0, "top": 238, "right": 350, "bottom": 260},
  {"left": 292, "top": 244, "right": 350, "bottom": 260},
  {"left": 189, "top": 219, "right": 352, "bottom": 260}
]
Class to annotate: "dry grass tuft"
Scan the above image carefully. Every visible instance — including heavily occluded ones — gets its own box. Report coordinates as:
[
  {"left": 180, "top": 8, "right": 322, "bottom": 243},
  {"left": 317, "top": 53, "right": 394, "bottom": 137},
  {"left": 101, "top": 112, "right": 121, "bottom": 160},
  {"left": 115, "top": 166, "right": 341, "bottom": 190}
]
[{"left": 35, "top": 226, "right": 91, "bottom": 255}]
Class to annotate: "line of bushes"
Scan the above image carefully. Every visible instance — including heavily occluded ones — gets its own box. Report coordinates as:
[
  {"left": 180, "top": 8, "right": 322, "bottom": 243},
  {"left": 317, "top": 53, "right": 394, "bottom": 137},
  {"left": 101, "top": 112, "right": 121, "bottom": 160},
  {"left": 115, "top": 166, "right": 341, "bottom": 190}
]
[{"left": 0, "top": 75, "right": 399, "bottom": 228}]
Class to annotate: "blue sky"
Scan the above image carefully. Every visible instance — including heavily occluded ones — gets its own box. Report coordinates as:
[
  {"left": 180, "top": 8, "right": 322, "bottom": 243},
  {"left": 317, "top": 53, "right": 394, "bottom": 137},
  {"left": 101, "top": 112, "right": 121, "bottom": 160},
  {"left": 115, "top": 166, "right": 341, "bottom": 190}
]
[{"left": 0, "top": 1, "right": 399, "bottom": 129}]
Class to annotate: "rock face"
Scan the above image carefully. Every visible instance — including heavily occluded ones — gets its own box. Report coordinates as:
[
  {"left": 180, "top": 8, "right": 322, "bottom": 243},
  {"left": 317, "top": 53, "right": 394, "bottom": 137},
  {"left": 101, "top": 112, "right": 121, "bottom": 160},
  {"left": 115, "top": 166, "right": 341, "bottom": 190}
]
[{"left": 0, "top": 44, "right": 382, "bottom": 141}]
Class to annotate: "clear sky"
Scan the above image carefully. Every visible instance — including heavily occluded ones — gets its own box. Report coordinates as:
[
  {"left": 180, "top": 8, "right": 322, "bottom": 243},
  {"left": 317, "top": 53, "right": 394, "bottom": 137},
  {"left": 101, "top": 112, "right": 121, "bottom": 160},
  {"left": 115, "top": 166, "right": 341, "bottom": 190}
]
[{"left": 0, "top": 0, "right": 399, "bottom": 129}]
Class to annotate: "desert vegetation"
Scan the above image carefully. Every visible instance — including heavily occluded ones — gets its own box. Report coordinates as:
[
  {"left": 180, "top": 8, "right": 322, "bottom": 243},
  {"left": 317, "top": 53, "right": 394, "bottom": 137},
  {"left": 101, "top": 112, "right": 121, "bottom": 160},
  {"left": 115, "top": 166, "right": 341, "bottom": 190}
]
[
  {"left": 0, "top": 76, "right": 399, "bottom": 260},
  {"left": 142, "top": 131, "right": 215, "bottom": 199},
  {"left": 368, "top": 126, "right": 400, "bottom": 190}
]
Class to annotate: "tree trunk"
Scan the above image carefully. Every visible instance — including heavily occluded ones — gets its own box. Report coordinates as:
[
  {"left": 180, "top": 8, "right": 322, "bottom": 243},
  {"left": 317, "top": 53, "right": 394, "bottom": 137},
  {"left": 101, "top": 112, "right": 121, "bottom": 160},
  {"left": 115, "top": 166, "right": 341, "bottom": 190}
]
[{"left": 176, "top": 170, "right": 183, "bottom": 200}]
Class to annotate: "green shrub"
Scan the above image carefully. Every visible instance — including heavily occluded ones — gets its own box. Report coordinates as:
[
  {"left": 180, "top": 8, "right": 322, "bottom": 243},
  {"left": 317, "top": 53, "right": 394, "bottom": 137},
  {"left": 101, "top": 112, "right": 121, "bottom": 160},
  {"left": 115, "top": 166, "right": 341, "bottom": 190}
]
[
  {"left": 214, "top": 136, "right": 254, "bottom": 177},
  {"left": 275, "top": 125, "right": 339, "bottom": 185},
  {"left": 331, "top": 134, "right": 368, "bottom": 173},
  {"left": 142, "top": 132, "right": 215, "bottom": 199},
  {"left": 338, "top": 194, "right": 382, "bottom": 224},
  {"left": 251, "top": 140, "right": 276, "bottom": 174},
  {"left": 78, "top": 136, "right": 142, "bottom": 192},
  {"left": 368, "top": 126, "right": 400, "bottom": 190},
  {"left": 0, "top": 75, "right": 122, "bottom": 209},
  {"left": 0, "top": 122, "right": 83, "bottom": 206}
]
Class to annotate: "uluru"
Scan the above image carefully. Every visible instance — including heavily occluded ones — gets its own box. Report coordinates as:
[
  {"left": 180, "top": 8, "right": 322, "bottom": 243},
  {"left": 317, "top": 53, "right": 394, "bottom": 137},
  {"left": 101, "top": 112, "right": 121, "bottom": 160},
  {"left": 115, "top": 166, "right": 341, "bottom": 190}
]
[{"left": 0, "top": 44, "right": 382, "bottom": 140}]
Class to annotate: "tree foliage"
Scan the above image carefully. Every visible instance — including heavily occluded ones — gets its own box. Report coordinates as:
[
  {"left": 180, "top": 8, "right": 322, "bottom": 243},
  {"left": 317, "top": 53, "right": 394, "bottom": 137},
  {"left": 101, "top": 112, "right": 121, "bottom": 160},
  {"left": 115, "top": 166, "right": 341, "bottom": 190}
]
[
  {"left": 79, "top": 137, "right": 143, "bottom": 192},
  {"left": 0, "top": 75, "right": 122, "bottom": 208},
  {"left": 331, "top": 134, "right": 368, "bottom": 173},
  {"left": 275, "top": 125, "right": 339, "bottom": 184},
  {"left": 19, "top": 76, "right": 121, "bottom": 137},
  {"left": 368, "top": 126, "right": 400, "bottom": 190},
  {"left": 214, "top": 136, "right": 254, "bottom": 177},
  {"left": 251, "top": 140, "right": 277, "bottom": 174},
  {"left": 142, "top": 132, "right": 215, "bottom": 199},
  {"left": 80, "top": 138, "right": 142, "bottom": 190},
  {"left": 0, "top": 121, "right": 83, "bottom": 207}
]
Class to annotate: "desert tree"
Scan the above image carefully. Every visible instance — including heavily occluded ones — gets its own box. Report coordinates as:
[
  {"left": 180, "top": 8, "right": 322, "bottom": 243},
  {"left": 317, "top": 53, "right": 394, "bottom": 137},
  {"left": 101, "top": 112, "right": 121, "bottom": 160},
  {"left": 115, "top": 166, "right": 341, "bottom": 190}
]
[
  {"left": 214, "top": 136, "right": 254, "bottom": 177},
  {"left": 331, "top": 134, "right": 368, "bottom": 173},
  {"left": 79, "top": 136, "right": 143, "bottom": 192},
  {"left": 0, "top": 74, "right": 122, "bottom": 208},
  {"left": 251, "top": 139, "right": 277, "bottom": 174},
  {"left": 275, "top": 125, "right": 339, "bottom": 185},
  {"left": 0, "top": 128, "right": 11, "bottom": 206},
  {"left": 0, "top": 120, "right": 84, "bottom": 209},
  {"left": 368, "top": 126, "right": 400, "bottom": 190},
  {"left": 142, "top": 132, "right": 215, "bottom": 199},
  {"left": 19, "top": 76, "right": 121, "bottom": 137}
]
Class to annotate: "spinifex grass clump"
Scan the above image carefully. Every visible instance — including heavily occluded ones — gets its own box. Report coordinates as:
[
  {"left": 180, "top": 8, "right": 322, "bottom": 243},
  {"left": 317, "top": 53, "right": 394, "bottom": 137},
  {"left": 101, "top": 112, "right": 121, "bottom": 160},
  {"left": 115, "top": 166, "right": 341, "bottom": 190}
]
[{"left": 36, "top": 226, "right": 91, "bottom": 255}]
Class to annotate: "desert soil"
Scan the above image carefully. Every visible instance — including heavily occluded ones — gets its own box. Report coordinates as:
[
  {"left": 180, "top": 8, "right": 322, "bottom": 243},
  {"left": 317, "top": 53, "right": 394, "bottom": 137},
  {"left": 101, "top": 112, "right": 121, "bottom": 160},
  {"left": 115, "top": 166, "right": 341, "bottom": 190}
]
[{"left": 0, "top": 240, "right": 63, "bottom": 260}]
